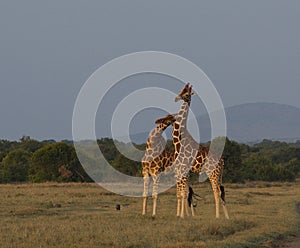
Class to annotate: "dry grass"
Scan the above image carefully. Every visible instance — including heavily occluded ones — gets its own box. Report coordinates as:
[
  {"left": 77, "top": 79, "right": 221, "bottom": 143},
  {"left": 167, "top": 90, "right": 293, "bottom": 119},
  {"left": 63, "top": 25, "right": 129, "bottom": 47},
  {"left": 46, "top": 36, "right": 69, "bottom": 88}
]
[{"left": 0, "top": 181, "right": 299, "bottom": 248}]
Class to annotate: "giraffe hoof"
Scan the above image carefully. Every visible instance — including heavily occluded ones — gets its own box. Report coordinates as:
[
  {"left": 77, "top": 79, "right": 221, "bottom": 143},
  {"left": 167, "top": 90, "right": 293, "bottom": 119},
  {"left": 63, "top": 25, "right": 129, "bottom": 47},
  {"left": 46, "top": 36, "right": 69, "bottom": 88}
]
[{"left": 151, "top": 215, "right": 156, "bottom": 220}]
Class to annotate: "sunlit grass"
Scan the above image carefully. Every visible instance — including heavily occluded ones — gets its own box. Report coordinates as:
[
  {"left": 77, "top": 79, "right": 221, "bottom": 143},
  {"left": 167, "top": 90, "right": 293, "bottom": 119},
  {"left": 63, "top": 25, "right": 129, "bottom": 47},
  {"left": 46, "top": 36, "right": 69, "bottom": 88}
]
[{"left": 0, "top": 181, "right": 299, "bottom": 247}]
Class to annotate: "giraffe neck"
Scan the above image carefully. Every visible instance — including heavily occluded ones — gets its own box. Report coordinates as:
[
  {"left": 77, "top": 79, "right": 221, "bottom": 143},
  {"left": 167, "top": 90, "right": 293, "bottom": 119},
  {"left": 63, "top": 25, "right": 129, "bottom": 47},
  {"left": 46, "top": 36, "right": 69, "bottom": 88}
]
[
  {"left": 172, "top": 122, "right": 180, "bottom": 157},
  {"left": 172, "top": 101, "right": 190, "bottom": 156},
  {"left": 177, "top": 101, "right": 190, "bottom": 128},
  {"left": 146, "top": 123, "right": 168, "bottom": 150}
]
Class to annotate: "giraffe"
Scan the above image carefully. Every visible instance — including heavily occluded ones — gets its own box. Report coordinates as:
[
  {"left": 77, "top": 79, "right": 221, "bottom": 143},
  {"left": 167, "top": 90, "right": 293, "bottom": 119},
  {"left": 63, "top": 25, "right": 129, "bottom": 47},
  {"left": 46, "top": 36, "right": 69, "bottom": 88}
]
[
  {"left": 152, "top": 114, "right": 194, "bottom": 216},
  {"left": 155, "top": 83, "right": 229, "bottom": 219},
  {"left": 155, "top": 83, "right": 194, "bottom": 218},
  {"left": 173, "top": 83, "right": 196, "bottom": 218},
  {"left": 142, "top": 115, "right": 175, "bottom": 217}
]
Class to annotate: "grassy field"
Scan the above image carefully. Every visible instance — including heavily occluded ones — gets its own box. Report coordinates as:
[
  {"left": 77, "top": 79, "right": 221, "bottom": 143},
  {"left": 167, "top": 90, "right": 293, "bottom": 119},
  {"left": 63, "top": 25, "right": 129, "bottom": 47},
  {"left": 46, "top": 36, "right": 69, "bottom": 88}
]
[{"left": 0, "top": 181, "right": 299, "bottom": 248}]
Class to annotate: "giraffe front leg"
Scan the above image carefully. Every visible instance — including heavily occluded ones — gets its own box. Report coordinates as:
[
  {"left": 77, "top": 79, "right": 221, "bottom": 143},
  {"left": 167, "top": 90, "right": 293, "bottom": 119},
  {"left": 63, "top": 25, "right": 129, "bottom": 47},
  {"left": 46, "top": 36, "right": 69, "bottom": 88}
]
[
  {"left": 184, "top": 186, "right": 190, "bottom": 217},
  {"left": 181, "top": 181, "right": 189, "bottom": 218},
  {"left": 177, "top": 198, "right": 181, "bottom": 217},
  {"left": 214, "top": 189, "right": 220, "bottom": 219},
  {"left": 176, "top": 182, "right": 181, "bottom": 217},
  {"left": 152, "top": 175, "right": 159, "bottom": 218},
  {"left": 142, "top": 174, "right": 149, "bottom": 215},
  {"left": 180, "top": 190, "right": 185, "bottom": 218}
]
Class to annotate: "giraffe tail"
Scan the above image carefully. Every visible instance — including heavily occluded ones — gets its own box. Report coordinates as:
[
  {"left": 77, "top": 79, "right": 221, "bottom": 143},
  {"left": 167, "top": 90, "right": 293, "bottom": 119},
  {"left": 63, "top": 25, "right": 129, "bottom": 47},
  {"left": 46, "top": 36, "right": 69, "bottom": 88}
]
[
  {"left": 188, "top": 186, "right": 203, "bottom": 207},
  {"left": 219, "top": 158, "right": 225, "bottom": 184},
  {"left": 218, "top": 158, "right": 226, "bottom": 203},
  {"left": 188, "top": 186, "right": 193, "bottom": 207},
  {"left": 220, "top": 185, "right": 226, "bottom": 203}
]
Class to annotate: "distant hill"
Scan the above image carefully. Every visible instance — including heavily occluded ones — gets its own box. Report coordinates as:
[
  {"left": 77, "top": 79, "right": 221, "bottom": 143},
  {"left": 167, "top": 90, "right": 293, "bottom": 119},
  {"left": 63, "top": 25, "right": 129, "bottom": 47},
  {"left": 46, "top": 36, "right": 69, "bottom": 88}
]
[
  {"left": 129, "top": 102, "right": 300, "bottom": 144},
  {"left": 224, "top": 102, "right": 300, "bottom": 142}
]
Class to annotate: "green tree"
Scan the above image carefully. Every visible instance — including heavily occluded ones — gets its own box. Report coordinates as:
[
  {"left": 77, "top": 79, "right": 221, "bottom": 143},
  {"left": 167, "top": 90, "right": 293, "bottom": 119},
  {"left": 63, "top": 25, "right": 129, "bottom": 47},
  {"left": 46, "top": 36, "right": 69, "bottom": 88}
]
[
  {"left": 111, "top": 151, "right": 142, "bottom": 177},
  {"left": 212, "top": 137, "right": 243, "bottom": 183},
  {"left": 30, "top": 143, "right": 72, "bottom": 182},
  {"left": 18, "top": 136, "right": 44, "bottom": 153},
  {"left": 0, "top": 139, "right": 17, "bottom": 162},
  {"left": 0, "top": 149, "right": 31, "bottom": 182},
  {"left": 30, "top": 142, "right": 91, "bottom": 182},
  {"left": 285, "top": 158, "right": 300, "bottom": 176}
]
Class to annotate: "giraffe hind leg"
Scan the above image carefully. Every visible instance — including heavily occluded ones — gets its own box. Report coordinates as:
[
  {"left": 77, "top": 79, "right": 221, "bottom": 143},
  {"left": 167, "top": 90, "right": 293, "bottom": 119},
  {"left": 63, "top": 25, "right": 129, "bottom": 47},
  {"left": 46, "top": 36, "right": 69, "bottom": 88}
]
[
  {"left": 184, "top": 194, "right": 190, "bottom": 217},
  {"left": 152, "top": 175, "right": 159, "bottom": 218},
  {"left": 180, "top": 190, "right": 185, "bottom": 218},
  {"left": 142, "top": 174, "right": 149, "bottom": 215},
  {"left": 176, "top": 182, "right": 181, "bottom": 217},
  {"left": 209, "top": 175, "right": 221, "bottom": 219}
]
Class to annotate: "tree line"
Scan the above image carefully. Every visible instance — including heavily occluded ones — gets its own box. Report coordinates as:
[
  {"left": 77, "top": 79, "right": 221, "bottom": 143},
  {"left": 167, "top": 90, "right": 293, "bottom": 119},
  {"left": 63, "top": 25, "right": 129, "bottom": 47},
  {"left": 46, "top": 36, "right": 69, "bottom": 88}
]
[{"left": 0, "top": 136, "right": 299, "bottom": 183}]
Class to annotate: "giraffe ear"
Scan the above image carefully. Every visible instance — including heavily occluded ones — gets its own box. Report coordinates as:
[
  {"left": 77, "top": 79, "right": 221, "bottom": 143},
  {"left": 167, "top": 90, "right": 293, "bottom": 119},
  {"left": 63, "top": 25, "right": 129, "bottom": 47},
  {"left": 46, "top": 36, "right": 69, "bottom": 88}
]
[
  {"left": 155, "top": 118, "right": 163, "bottom": 124},
  {"left": 189, "top": 85, "right": 196, "bottom": 96}
]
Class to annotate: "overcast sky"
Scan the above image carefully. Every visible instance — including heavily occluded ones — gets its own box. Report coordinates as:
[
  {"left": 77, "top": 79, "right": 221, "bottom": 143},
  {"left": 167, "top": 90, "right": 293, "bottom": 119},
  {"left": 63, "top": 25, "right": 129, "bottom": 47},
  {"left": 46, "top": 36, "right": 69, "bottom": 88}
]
[{"left": 0, "top": 1, "right": 299, "bottom": 141}]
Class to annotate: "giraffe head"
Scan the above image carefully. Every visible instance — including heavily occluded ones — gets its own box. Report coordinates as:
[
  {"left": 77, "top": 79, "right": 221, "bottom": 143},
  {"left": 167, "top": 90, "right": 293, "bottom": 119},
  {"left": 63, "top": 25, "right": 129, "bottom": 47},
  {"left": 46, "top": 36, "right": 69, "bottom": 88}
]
[
  {"left": 175, "top": 83, "right": 195, "bottom": 103},
  {"left": 155, "top": 114, "right": 176, "bottom": 126}
]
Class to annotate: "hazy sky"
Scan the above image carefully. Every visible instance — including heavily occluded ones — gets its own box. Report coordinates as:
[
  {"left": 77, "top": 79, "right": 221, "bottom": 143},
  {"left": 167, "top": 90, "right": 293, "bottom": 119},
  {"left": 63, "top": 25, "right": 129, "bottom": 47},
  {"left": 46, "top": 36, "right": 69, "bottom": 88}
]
[{"left": 0, "top": 1, "right": 299, "bottom": 140}]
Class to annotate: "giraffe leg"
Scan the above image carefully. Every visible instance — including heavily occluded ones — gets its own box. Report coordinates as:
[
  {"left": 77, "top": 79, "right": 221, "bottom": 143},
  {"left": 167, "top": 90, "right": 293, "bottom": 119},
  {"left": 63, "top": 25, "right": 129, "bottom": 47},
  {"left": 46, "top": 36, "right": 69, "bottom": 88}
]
[
  {"left": 184, "top": 186, "right": 190, "bottom": 217},
  {"left": 181, "top": 192, "right": 189, "bottom": 218},
  {"left": 142, "top": 174, "right": 149, "bottom": 215},
  {"left": 180, "top": 190, "right": 185, "bottom": 218},
  {"left": 177, "top": 198, "right": 181, "bottom": 217},
  {"left": 185, "top": 200, "right": 190, "bottom": 217},
  {"left": 180, "top": 181, "right": 189, "bottom": 218},
  {"left": 210, "top": 179, "right": 220, "bottom": 219},
  {"left": 176, "top": 182, "right": 181, "bottom": 217},
  {"left": 190, "top": 203, "right": 195, "bottom": 217},
  {"left": 152, "top": 175, "right": 159, "bottom": 217}
]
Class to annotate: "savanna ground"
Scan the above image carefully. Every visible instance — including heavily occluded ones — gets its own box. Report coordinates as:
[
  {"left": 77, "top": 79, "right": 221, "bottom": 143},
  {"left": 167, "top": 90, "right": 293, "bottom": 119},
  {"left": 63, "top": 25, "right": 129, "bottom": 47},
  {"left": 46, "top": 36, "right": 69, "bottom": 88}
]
[{"left": 0, "top": 180, "right": 299, "bottom": 248}]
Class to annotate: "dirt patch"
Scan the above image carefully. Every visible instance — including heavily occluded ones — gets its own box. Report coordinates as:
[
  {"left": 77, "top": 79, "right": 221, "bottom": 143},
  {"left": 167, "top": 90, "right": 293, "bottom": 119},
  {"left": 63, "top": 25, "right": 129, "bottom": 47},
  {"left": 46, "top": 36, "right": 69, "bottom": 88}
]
[
  {"left": 248, "top": 191, "right": 274, "bottom": 196},
  {"left": 281, "top": 236, "right": 300, "bottom": 248},
  {"left": 296, "top": 202, "right": 300, "bottom": 215},
  {"left": 280, "top": 202, "right": 300, "bottom": 248}
]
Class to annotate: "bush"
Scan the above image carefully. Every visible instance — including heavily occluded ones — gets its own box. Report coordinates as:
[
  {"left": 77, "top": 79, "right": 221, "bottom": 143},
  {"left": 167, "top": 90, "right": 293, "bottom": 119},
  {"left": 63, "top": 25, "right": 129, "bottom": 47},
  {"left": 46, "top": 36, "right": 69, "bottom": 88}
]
[{"left": 0, "top": 149, "right": 31, "bottom": 182}]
